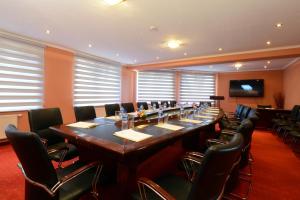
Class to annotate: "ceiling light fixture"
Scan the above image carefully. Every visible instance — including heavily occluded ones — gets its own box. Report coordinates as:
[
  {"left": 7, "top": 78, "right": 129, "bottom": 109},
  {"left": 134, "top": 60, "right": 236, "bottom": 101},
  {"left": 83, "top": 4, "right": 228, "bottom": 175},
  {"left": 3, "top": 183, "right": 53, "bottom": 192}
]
[
  {"left": 103, "top": 0, "right": 125, "bottom": 6},
  {"left": 116, "top": 53, "right": 119, "bottom": 57},
  {"left": 167, "top": 40, "right": 181, "bottom": 49},
  {"left": 264, "top": 65, "right": 268, "bottom": 69},
  {"left": 209, "top": 65, "right": 213, "bottom": 68},
  {"left": 218, "top": 48, "right": 223, "bottom": 51},
  {"left": 46, "top": 30, "right": 50, "bottom": 35},
  {"left": 234, "top": 63, "right": 243, "bottom": 69},
  {"left": 266, "top": 41, "right": 271, "bottom": 45},
  {"left": 267, "top": 61, "right": 271, "bottom": 64},
  {"left": 276, "top": 23, "right": 283, "bottom": 28},
  {"left": 184, "top": 52, "right": 188, "bottom": 56},
  {"left": 133, "top": 59, "right": 137, "bottom": 63},
  {"left": 156, "top": 56, "right": 160, "bottom": 60},
  {"left": 88, "top": 44, "right": 92, "bottom": 48}
]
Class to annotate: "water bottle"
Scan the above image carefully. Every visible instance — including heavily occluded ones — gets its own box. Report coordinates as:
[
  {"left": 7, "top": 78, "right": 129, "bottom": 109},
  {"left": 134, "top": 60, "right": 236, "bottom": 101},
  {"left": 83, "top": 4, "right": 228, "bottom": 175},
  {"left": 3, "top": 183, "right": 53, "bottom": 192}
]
[
  {"left": 139, "top": 105, "right": 144, "bottom": 112},
  {"left": 120, "top": 106, "right": 128, "bottom": 123}
]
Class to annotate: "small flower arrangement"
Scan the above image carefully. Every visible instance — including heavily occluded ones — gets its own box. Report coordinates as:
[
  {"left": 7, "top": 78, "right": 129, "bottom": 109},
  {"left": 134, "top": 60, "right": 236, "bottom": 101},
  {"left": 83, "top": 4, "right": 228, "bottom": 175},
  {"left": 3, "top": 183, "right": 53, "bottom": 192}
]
[{"left": 137, "top": 110, "right": 147, "bottom": 119}]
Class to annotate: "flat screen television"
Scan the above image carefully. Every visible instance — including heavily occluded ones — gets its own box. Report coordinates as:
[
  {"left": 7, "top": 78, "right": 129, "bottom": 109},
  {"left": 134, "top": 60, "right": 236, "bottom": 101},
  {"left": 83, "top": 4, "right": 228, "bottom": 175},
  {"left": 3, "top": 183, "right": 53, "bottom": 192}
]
[{"left": 229, "top": 79, "right": 264, "bottom": 97}]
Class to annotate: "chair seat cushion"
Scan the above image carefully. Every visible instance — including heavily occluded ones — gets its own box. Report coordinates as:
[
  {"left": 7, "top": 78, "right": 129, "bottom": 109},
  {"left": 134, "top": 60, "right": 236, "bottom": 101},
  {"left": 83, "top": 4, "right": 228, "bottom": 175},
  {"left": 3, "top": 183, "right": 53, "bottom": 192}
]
[
  {"left": 56, "top": 162, "right": 96, "bottom": 200},
  {"left": 132, "top": 175, "right": 192, "bottom": 200},
  {"left": 48, "top": 143, "right": 78, "bottom": 162}
]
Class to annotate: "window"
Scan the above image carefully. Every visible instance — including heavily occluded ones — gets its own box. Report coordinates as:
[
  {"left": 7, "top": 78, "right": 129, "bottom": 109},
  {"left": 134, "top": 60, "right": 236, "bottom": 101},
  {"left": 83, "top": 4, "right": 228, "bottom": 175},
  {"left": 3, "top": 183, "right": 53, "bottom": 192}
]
[
  {"left": 0, "top": 37, "right": 44, "bottom": 112},
  {"left": 137, "top": 71, "right": 175, "bottom": 102},
  {"left": 73, "top": 56, "right": 121, "bottom": 106},
  {"left": 180, "top": 73, "right": 215, "bottom": 103}
]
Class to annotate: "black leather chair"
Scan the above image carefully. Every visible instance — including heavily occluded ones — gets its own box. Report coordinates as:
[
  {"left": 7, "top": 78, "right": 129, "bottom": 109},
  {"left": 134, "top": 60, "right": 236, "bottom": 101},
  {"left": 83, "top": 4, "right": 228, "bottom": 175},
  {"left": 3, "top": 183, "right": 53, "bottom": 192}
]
[
  {"left": 74, "top": 106, "right": 96, "bottom": 122},
  {"left": 160, "top": 101, "right": 169, "bottom": 108},
  {"left": 121, "top": 102, "right": 135, "bottom": 113},
  {"left": 257, "top": 105, "right": 272, "bottom": 109},
  {"left": 5, "top": 125, "right": 102, "bottom": 200},
  {"left": 134, "top": 133, "right": 243, "bottom": 200},
  {"left": 137, "top": 102, "right": 149, "bottom": 110},
  {"left": 199, "top": 101, "right": 212, "bottom": 107},
  {"left": 169, "top": 100, "right": 177, "bottom": 107},
  {"left": 104, "top": 103, "right": 120, "bottom": 117},
  {"left": 28, "top": 108, "right": 78, "bottom": 167},
  {"left": 151, "top": 101, "right": 159, "bottom": 109}
]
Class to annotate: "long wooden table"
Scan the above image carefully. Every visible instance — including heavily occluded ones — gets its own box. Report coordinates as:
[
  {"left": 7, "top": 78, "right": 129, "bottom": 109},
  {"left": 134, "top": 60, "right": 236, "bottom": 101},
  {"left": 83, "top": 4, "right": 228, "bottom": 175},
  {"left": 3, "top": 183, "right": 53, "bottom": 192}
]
[{"left": 51, "top": 107, "right": 223, "bottom": 197}]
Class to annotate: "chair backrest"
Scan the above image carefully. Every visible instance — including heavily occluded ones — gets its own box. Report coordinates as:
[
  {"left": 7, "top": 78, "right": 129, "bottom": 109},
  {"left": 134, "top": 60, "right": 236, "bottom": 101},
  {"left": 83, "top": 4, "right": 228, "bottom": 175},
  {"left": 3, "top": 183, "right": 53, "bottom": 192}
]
[
  {"left": 104, "top": 103, "right": 120, "bottom": 117},
  {"left": 290, "top": 105, "right": 300, "bottom": 120},
  {"left": 160, "top": 101, "right": 169, "bottom": 108},
  {"left": 237, "top": 105, "right": 245, "bottom": 118},
  {"left": 247, "top": 109, "right": 260, "bottom": 127},
  {"left": 169, "top": 100, "right": 177, "bottom": 107},
  {"left": 28, "top": 108, "right": 64, "bottom": 146},
  {"left": 235, "top": 104, "right": 242, "bottom": 116},
  {"left": 240, "top": 106, "right": 251, "bottom": 120},
  {"left": 121, "top": 103, "right": 135, "bottom": 113},
  {"left": 137, "top": 102, "right": 149, "bottom": 110},
  {"left": 188, "top": 133, "right": 243, "bottom": 200},
  {"left": 5, "top": 125, "right": 58, "bottom": 189},
  {"left": 151, "top": 101, "right": 159, "bottom": 109},
  {"left": 74, "top": 106, "right": 96, "bottom": 122}
]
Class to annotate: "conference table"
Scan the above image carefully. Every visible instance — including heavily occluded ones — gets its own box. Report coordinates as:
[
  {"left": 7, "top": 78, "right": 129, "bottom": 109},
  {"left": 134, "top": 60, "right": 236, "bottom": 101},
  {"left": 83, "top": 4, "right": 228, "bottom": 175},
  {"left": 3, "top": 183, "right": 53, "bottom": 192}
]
[{"left": 51, "top": 106, "right": 223, "bottom": 197}]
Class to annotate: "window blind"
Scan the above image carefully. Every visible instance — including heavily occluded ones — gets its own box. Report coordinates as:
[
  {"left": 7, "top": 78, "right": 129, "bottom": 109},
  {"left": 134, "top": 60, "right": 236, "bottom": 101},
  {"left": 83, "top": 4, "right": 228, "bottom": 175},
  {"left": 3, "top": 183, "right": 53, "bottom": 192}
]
[
  {"left": 180, "top": 73, "right": 215, "bottom": 103},
  {"left": 0, "top": 37, "right": 44, "bottom": 112},
  {"left": 74, "top": 56, "right": 121, "bottom": 106},
  {"left": 137, "top": 71, "right": 175, "bottom": 102}
]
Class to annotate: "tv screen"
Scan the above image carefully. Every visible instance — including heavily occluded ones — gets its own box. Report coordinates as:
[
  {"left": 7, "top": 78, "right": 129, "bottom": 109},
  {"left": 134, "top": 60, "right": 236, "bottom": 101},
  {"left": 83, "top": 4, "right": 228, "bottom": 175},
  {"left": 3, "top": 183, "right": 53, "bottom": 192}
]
[{"left": 229, "top": 79, "right": 264, "bottom": 97}]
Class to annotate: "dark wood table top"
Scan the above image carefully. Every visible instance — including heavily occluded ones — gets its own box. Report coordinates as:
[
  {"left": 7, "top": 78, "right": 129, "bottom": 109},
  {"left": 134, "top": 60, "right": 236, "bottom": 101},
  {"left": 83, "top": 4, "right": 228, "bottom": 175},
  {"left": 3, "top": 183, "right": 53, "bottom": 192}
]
[{"left": 51, "top": 108, "right": 223, "bottom": 160}]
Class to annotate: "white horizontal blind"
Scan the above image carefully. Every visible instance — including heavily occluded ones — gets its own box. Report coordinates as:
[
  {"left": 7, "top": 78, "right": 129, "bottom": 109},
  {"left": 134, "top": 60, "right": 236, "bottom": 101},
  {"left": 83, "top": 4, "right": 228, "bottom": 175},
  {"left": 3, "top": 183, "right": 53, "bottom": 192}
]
[
  {"left": 74, "top": 56, "right": 121, "bottom": 106},
  {"left": 180, "top": 73, "right": 215, "bottom": 103},
  {"left": 0, "top": 37, "right": 44, "bottom": 112},
  {"left": 137, "top": 71, "right": 175, "bottom": 102}
]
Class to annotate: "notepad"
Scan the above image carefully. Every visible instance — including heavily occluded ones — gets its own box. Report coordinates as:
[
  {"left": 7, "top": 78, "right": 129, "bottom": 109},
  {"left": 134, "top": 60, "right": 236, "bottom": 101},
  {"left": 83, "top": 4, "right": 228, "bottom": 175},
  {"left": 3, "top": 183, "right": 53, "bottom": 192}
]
[
  {"left": 203, "top": 112, "right": 219, "bottom": 116},
  {"left": 105, "top": 116, "right": 120, "bottom": 121},
  {"left": 180, "top": 118, "right": 203, "bottom": 124},
  {"left": 155, "top": 123, "right": 184, "bottom": 131},
  {"left": 67, "top": 122, "right": 99, "bottom": 128},
  {"left": 114, "top": 129, "right": 152, "bottom": 142},
  {"left": 205, "top": 110, "right": 219, "bottom": 113}
]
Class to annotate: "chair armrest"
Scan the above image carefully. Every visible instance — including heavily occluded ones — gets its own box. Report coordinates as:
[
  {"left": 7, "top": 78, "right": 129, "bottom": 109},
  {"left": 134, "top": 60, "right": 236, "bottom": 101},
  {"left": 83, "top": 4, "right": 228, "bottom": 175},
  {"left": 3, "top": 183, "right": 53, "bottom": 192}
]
[
  {"left": 185, "top": 151, "right": 205, "bottom": 159},
  {"left": 221, "top": 130, "right": 237, "bottom": 136},
  {"left": 137, "top": 177, "right": 176, "bottom": 200},
  {"left": 182, "top": 155, "right": 203, "bottom": 182},
  {"left": 207, "top": 139, "right": 227, "bottom": 146},
  {"left": 52, "top": 161, "right": 102, "bottom": 193},
  {"left": 40, "top": 138, "right": 48, "bottom": 148}
]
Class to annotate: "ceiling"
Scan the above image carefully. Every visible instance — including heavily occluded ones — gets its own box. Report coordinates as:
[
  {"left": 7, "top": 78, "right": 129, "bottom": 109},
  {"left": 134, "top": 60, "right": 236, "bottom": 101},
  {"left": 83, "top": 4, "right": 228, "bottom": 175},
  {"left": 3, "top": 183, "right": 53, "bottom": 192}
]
[
  {"left": 173, "top": 57, "right": 299, "bottom": 72},
  {"left": 0, "top": 0, "right": 300, "bottom": 65}
]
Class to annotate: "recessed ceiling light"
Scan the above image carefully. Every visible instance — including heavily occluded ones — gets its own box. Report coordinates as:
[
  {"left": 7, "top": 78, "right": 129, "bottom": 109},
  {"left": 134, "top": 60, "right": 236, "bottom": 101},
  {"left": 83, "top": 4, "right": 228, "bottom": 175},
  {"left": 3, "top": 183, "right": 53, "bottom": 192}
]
[
  {"left": 133, "top": 59, "right": 137, "bottom": 63},
  {"left": 149, "top": 26, "right": 158, "bottom": 31},
  {"left": 116, "top": 53, "right": 119, "bottom": 57},
  {"left": 264, "top": 65, "right": 268, "bottom": 69},
  {"left": 218, "top": 48, "right": 223, "bottom": 51},
  {"left": 46, "top": 30, "right": 50, "bottom": 35},
  {"left": 266, "top": 41, "right": 271, "bottom": 45},
  {"left": 184, "top": 52, "right": 188, "bottom": 56},
  {"left": 234, "top": 63, "right": 243, "bottom": 69},
  {"left": 276, "top": 23, "right": 283, "bottom": 28},
  {"left": 156, "top": 56, "right": 160, "bottom": 60},
  {"left": 103, "top": 0, "right": 124, "bottom": 6},
  {"left": 209, "top": 65, "right": 213, "bottom": 68},
  {"left": 167, "top": 40, "right": 181, "bottom": 49},
  {"left": 88, "top": 44, "right": 92, "bottom": 48},
  {"left": 267, "top": 61, "right": 271, "bottom": 64}
]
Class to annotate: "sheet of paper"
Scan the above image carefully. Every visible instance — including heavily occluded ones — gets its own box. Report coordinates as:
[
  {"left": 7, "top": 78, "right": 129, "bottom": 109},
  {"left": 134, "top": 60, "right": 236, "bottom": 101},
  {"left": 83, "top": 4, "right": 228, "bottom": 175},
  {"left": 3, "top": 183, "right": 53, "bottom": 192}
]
[
  {"left": 67, "top": 122, "right": 99, "bottom": 128},
  {"left": 203, "top": 112, "right": 219, "bottom": 116},
  {"left": 113, "top": 129, "right": 152, "bottom": 142},
  {"left": 180, "top": 118, "right": 203, "bottom": 124},
  {"left": 105, "top": 116, "right": 120, "bottom": 121},
  {"left": 205, "top": 110, "right": 219, "bottom": 113},
  {"left": 155, "top": 123, "right": 184, "bottom": 131}
]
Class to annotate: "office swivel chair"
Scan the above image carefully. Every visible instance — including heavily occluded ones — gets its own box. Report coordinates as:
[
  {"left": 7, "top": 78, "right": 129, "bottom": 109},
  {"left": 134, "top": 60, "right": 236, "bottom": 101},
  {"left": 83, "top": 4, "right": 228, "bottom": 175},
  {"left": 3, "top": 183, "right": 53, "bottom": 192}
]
[
  {"left": 137, "top": 102, "right": 149, "bottom": 110},
  {"left": 160, "top": 101, "right": 170, "bottom": 108},
  {"left": 104, "top": 103, "right": 120, "bottom": 117},
  {"left": 121, "top": 102, "right": 135, "bottom": 113},
  {"left": 5, "top": 125, "right": 102, "bottom": 200},
  {"left": 169, "top": 100, "right": 177, "bottom": 107},
  {"left": 28, "top": 108, "right": 78, "bottom": 167},
  {"left": 151, "top": 101, "right": 159, "bottom": 109},
  {"left": 133, "top": 133, "right": 243, "bottom": 200},
  {"left": 74, "top": 106, "right": 96, "bottom": 121}
]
